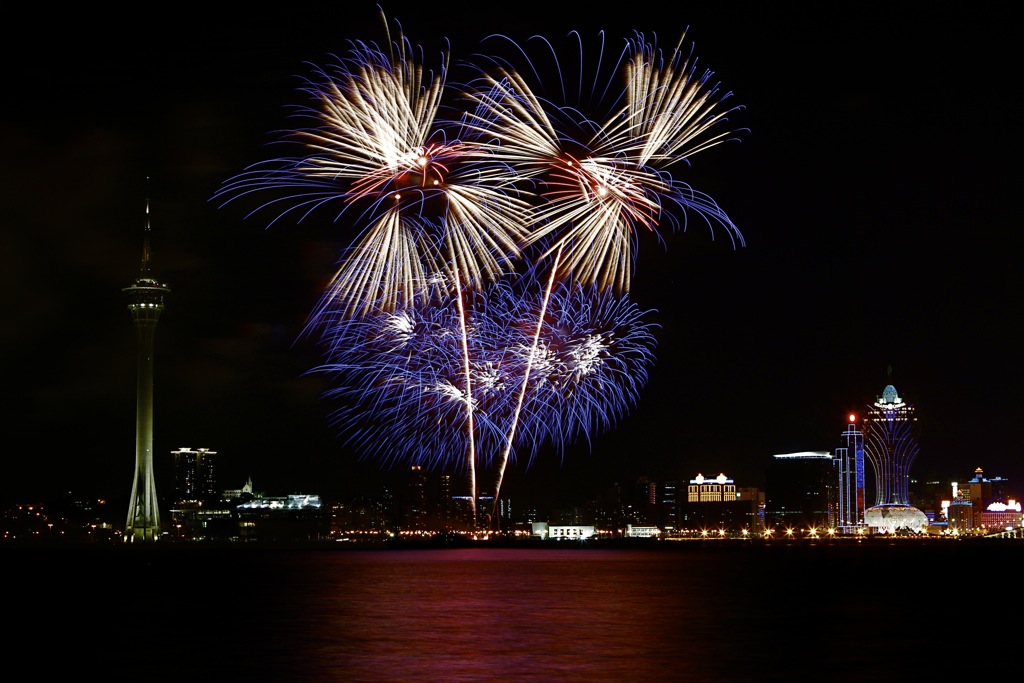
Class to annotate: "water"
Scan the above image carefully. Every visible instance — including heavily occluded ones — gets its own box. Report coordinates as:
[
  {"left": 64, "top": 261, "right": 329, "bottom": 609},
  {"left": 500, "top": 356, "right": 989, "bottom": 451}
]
[{"left": 7, "top": 540, "right": 1019, "bottom": 681}]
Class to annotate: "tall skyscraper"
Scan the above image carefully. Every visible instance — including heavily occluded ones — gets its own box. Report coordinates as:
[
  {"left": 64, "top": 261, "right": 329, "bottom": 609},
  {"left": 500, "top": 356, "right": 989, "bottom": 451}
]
[
  {"left": 860, "top": 370, "right": 929, "bottom": 533},
  {"left": 123, "top": 200, "right": 169, "bottom": 542},
  {"left": 862, "top": 372, "right": 919, "bottom": 506},
  {"left": 403, "top": 465, "right": 429, "bottom": 531},
  {"left": 834, "top": 413, "right": 866, "bottom": 530},
  {"left": 658, "top": 479, "right": 677, "bottom": 532},
  {"left": 763, "top": 453, "right": 833, "bottom": 530}
]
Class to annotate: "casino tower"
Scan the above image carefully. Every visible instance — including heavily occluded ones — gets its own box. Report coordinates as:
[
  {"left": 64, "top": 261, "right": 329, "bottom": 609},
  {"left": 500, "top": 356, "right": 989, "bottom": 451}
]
[{"left": 861, "top": 367, "right": 928, "bottom": 533}]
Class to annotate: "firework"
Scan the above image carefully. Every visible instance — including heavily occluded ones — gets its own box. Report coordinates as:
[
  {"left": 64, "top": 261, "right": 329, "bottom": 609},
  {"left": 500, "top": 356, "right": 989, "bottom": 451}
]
[
  {"left": 457, "top": 30, "right": 744, "bottom": 517},
  {"left": 213, "top": 13, "right": 533, "bottom": 323},
  {"left": 218, "top": 16, "right": 744, "bottom": 530},
  {"left": 489, "top": 271, "right": 660, "bottom": 462},
  {"left": 312, "top": 275, "right": 656, "bottom": 471},
  {"left": 464, "top": 29, "right": 744, "bottom": 292}
]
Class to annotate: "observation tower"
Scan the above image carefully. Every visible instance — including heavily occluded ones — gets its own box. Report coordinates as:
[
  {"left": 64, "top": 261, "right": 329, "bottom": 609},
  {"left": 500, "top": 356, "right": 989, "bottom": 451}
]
[{"left": 123, "top": 200, "right": 169, "bottom": 542}]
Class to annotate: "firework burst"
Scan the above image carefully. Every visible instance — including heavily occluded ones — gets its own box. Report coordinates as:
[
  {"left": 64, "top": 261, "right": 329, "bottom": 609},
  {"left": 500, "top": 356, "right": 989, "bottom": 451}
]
[
  {"left": 312, "top": 275, "right": 656, "bottom": 473},
  {"left": 214, "top": 13, "right": 533, "bottom": 323},
  {"left": 464, "top": 28, "right": 744, "bottom": 292}
]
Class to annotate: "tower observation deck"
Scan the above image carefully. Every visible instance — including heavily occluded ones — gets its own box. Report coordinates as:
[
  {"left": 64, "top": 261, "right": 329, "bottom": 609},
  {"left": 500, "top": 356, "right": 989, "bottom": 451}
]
[{"left": 123, "top": 200, "right": 169, "bottom": 542}]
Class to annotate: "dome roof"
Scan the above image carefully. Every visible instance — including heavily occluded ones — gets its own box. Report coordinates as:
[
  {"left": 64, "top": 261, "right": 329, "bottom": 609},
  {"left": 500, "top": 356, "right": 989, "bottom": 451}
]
[
  {"left": 865, "top": 504, "right": 928, "bottom": 533},
  {"left": 880, "top": 384, "right": 900, "bottom": 404}
]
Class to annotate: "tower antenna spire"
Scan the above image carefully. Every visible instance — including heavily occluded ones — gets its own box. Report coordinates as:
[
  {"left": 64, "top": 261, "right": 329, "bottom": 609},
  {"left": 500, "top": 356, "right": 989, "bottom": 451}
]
[{"left": 140, "top": 196, "right": 153, "bottom": 278}]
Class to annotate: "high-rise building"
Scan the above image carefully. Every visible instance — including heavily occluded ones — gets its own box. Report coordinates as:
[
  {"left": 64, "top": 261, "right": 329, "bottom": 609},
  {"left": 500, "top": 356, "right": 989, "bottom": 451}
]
[
  {"left": 658, "top": 479, "right": 677, "bottom": 532},
  {"left": 123, "top": 200, "right": 169, "bottom": 543},
  {"left": 171, "top": 448, "right": 218, "bottom": 502},
  {"left": 862, "top": 375, "right": 919, "bottom": 506},
  {"left": 763, "top": 453, "right": 833, "bottom": 530},
  {"left": 833, "top": 413, "right": 866, "bottom": 531},
  {"left": 861, "top": 370, "right": 928, "bottom": 533},
  {"left": 402, "top": 465, "right": 429, "bottom": 531},
  {"left": 439, "top": 474, "right": 456, "bottom": 528}
]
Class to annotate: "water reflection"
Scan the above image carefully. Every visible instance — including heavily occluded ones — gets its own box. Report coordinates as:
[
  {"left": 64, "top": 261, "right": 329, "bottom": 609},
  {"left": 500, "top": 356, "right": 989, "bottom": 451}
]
[{"left": 7, "top": 542, "right": 1019, "bottom": 681}]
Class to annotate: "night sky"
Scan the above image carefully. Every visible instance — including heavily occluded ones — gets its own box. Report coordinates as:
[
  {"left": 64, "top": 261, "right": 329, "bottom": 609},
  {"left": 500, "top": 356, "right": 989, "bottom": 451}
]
[{"left": 3, "top": 3, "right": 1020, "bottom": 512}]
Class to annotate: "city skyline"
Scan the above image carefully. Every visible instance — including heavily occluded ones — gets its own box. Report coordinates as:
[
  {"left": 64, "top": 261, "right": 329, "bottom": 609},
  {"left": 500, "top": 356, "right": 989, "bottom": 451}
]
[{"left": 3, "top": 4, "right": 1021, "bottom": 511}]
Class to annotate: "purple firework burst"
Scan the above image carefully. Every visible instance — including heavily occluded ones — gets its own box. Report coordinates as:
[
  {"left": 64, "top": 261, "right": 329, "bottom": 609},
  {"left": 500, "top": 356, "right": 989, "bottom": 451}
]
[{"left": 312, "top": 275, "right": 657, "bottom": 473}]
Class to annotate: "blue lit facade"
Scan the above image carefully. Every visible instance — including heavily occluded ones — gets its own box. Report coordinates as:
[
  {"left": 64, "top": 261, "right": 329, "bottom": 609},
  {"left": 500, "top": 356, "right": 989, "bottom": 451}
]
[
  {"left": 833, "top": 414, "right": 866, "bottom": 530},
  {"left": 863, "top": 381, "right": 919, "bottom": 506}
]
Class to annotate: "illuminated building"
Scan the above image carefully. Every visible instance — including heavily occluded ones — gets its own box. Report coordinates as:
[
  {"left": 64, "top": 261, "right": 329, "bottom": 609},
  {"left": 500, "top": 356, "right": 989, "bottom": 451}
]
[
  {"left": 688, "top": 473, "right": 735, "bottom": 502},
  {"left": 171, "top": 447, "right": 218, "bottom": 502},
  {"left": 236, "top": 494, "right": 326, "bottom": 541},
  {"left": 833, "top": 413, "right": 866, "bottom": 531},
  {"left": 763, "top": 453, "right": 833, "bottom": 530},
  {"left": 402, "top": 465, "right": 429, "bottom": 531},
  {"left": 861, "top": 373, "right": 927, "bottom": 533},
  {"left": 439, "top": 474, "right": 456, "bottom": 528},
  {"left": 977, "top": 501, "right": 1022, "bottom": 532},
  {"left": 945, "top": 468, "right": 1019, "bottom": 534},
  {"left": 963, "top": 467, "right": 1015, "bottom": 509},
  {"left": 167, "top": 448, "right": 224, "bottom": 540},
  {"left": 659, "top": 479, "right": 677, "bottom": 531},
  {"left": 531, "top": 522, "right": 595, "bottom": 540},
  {"left": 862, "top": 376, "right": 919, "bottom": 506},
  {"left": 680, "top": 473, "right": 759, "bottom": 532},
  {"left": 123, "top": 200, "right": 169, "bottom": 543},
  {"left": 738, "top": 488, "right": 766, "bottom": 531},
  {"left": 630, "top": 476, "right": 658, "bottom": 527},
  {"left": 945, "top": 499, "right": 974, "bottom": 533}
]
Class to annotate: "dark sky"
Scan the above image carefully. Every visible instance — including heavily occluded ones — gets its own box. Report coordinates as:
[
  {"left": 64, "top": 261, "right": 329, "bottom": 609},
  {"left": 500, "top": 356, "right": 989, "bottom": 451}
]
[{"left": 3, "top": 3, "right": 1021, "bottom": 511}]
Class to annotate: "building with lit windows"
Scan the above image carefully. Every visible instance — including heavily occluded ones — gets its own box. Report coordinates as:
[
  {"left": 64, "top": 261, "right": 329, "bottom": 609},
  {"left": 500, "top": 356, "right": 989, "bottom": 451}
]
[
  {"left": 171, "top": 447, "right": 218, "bottom": 502},
  {"left": 833, "top": 414, "right": 866, "bottom": 532},
  {"left": 236, "top": 494, "right": 326, "bottom": 541},
  {"left": 402, "top": 465, "right": 429, "bottom": 531},
  {"left": 962, "top": 467, "right": 1015, "bottom": 510},
  {"left": 679, "top": 473, "right": 759, "bottom": 532},
  {"left": 862, "top": 375, "right": 928, "bottom": 533},
  {"left": 976, "top": 501, "right": 1022, "bottom": 533},
  {"left": 943, "top": 469, "right": 1019, "bottom": 534},
  {"left": 531, "top": 522, "right": 595, "bottom": 540},
  {"left": 688, "top": 473, "right": 735, "bottom": 502},
  {"left": 659, "top": 479, "right": 678, "bottom": 532}
]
